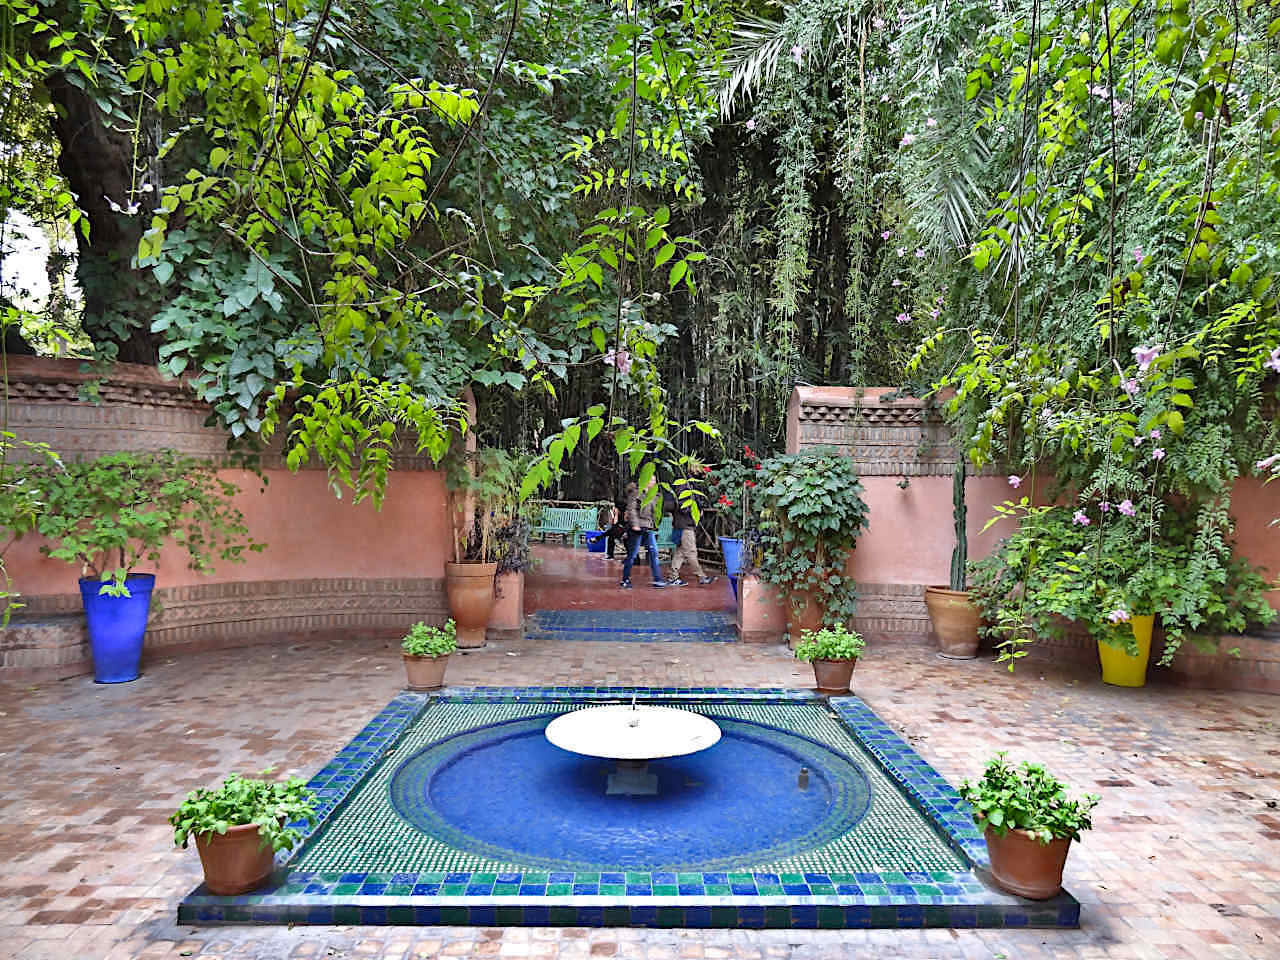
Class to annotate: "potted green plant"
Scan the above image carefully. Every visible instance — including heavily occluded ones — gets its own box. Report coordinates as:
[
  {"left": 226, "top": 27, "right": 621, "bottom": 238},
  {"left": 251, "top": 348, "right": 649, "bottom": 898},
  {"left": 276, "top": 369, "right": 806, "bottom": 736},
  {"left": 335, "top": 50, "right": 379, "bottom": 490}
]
[
  {"left": 793, "top": 624, "right": 866, "bottom": 694},
  {"left": 924, "top": 460, "right": 982, "bottom": 658},
  {"left": 970, "top": 500, "right": 1274, "bottom": 684},
  {"left": 755, "top": 449, "right": 870, "bottom": 645},
  {"left": 401, "top": 619, "right": 458, "bottom": 690},
  {"left": 706, "top": 445, "right": 764, "bottom": 598},
  {"left": 441, "top": 448, "right": 516, "bottom": 648},
  {"left": 959, "top": 753, "right": 1099, "bottom": 899},
  {"left": 169, "top": 771, "right": 317, "bottom": 895},
  {"left": 21, "top": 449, "right": 262, "bottom": 683}
]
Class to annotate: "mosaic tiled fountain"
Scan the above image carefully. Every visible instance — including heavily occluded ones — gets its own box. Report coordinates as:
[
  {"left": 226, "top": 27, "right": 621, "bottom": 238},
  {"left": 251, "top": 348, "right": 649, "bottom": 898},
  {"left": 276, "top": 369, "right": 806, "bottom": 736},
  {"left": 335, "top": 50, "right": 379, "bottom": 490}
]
[{"left": 179, "top": 687, "right": 1080, "bottom": 929}]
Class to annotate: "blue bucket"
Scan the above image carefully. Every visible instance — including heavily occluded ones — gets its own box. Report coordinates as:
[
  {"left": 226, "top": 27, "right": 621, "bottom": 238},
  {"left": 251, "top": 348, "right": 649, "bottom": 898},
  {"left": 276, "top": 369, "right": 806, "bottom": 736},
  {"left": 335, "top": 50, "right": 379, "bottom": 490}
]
[
  {"left": 719, "top": 537, "right": 744, "bottom": 576},
  {"left": 585, "top": 530, "right": 606, "bottom": 553},
  {"left": 79, "top": 574, "right": 155, "bottom": 683}
]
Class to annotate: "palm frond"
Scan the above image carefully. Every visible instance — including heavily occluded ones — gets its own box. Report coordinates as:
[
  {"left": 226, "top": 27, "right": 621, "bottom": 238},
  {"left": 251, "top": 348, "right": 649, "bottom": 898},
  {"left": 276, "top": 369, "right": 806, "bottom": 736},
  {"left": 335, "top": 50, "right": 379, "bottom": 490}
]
[{"left": 717, "top": 15, "right": 790, "bottom": 119}]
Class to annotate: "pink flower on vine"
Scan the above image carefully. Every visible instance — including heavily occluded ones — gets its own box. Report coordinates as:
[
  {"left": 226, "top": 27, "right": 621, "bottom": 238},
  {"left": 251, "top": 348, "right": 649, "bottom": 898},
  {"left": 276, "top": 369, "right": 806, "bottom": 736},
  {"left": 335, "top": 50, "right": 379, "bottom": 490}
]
[
  {"left": 1107, "top": 608, "right": 1130, "bottom": 624},
  {"left": 1072, "top": 510, "right": 1090, "bottom": 526},
  {"left": 930, "top": 308, "right": 940, "bottom": 319},
  {"left": 1152, "top": 447, "right": 1166, "bottom": 461},
  {"left": 1265, "top": 347, "right": 1280, "bottom": 374},
  {"left": 604, "top": 347, "right": 631, "bottom": 375},
  {"left": 1150, "top": 429, "right": 1161, "bottom": 440},
  {"left": 873, "top": 16, "right": 886, "bottom": 29},
  {"left": 1100, "top": 501, "right": 1111, "bottom": 512},
  {"left": 895, "top": 312, "right": 912, "bottom": 324},
  {"left": 881, "top": 230, "right": 892, "bottom": 240},
  {"left": 892, "top": 279, "right": 902, "bottom": 287},
  {"left": 1122, "top": 378, "right": 1140, "bottom": 395},
  {"left": 1133, "top": 245, "right": 1145, "bottom": 265},
  {"left": 897, "top": 246, "right": 906, "bottom": 257},
  {"left": 745, "top": 119, "right": 756, "bottom": 131},
  {"left": 1118, "top": 499, "right": 1136, "bottom": 517},
  {"left": 1008, "top": 475, "right": 1022, "bottom": 488},
  {"left": 915, "top": 248, "right": 926, "bottom": 258},
  {"left": 1133, "top": 434, "right": 1144, "bottom": 446},
  {"left": 900, "top": 132, "right": 916, "bottom": 147},
  {"left": 926, "top": 117, "right": 938, "bottom": 128},
  {"left": 1132, "top": 344, "right": 1161, "bottom": 373},
  {"left": 791, "top": 44, "right": 804, "bottom": 66}
]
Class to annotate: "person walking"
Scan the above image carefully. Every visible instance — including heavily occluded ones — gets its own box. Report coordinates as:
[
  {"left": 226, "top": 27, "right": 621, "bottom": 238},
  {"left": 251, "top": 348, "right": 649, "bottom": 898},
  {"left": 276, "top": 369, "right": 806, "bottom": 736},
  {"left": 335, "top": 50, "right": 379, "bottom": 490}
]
[
  {"left": 666, "top": 496, "right": 717, "bottom": 587},
  {"left": 591, "top": 499, "right": 626, "bottom": 561},
  {"left": 620, "top": 480, "right": 668, "bottom": 589}
]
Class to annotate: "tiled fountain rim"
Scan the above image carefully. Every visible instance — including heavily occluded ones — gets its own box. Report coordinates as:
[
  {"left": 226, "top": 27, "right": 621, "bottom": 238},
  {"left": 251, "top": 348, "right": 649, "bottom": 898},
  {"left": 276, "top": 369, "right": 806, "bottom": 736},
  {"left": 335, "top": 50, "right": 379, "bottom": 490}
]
[{"left": 177, "top": 686, "right": 1080, "bottom": 928}]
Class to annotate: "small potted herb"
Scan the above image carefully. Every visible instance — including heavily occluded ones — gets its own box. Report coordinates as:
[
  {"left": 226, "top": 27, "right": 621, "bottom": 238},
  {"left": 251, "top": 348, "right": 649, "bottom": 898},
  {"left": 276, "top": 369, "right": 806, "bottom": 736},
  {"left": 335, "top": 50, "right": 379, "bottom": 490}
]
[
  {"left": 401, "top": 619, "right": 458, "bottom": 690},
  {"left": 169, "top": 772, "right": 317, "bottom": 895},
  {"left": 959, "top": 753, "right": 1099, "bottom": 899},
  {"left": 793, "top": 624, "right": 865, "bottom": 694}
]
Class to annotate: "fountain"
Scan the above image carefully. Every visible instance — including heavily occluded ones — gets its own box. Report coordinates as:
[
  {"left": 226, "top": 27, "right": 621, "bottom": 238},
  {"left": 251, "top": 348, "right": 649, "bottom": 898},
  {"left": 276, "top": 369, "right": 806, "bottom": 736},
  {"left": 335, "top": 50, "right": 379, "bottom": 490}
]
[{"left": 544, "top": 697, "right": 722, "bottom": 795}]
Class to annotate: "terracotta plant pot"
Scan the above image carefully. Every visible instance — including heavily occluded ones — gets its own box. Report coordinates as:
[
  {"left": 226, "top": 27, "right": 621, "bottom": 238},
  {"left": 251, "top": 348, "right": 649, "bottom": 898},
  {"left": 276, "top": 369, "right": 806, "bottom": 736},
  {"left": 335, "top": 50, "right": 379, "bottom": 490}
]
[
  {"left": 788, "top": 588, "right": 826, "bottom": 649},
  {"left": 487, "top": 570, "right": 525, "bottom": 640},
  {"left": 811, "top": 658, "right": 856, "bottom": 695},
  {"left": 445, "top": 561, "right": 498, "bottom": 648},
  {"left": 983, "top": 827, "right": 1071, "bottom": 900},
  {"left": 403, "top": 653, "right": 450, "bottom": 691},
  {"left": 193, "top": 823, "right": 276, "bottom": 895},
  {"left": 924, "top": 586, "right": 981, "bottom": 659},
  {"left": 736, "top": 575, "right": 786, "bottom": 644}
]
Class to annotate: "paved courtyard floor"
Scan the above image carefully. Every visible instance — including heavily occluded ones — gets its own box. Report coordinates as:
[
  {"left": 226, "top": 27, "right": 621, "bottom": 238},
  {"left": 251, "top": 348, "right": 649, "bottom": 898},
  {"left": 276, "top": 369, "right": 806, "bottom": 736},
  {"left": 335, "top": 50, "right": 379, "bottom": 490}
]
[{"left": 1, "top": 628, "right": 1277, "bottom": 959}]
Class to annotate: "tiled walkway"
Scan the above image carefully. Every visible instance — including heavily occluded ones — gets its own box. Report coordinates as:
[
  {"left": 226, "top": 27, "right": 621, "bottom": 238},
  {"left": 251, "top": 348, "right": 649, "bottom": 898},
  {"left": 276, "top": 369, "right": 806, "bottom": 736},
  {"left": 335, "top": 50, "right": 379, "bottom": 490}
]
[
  {"left": 1, "top": 628, "right": 1277, "bottom": 959},
  {"left": 524, "top": 546, "right": 733, "bottom": 614}
]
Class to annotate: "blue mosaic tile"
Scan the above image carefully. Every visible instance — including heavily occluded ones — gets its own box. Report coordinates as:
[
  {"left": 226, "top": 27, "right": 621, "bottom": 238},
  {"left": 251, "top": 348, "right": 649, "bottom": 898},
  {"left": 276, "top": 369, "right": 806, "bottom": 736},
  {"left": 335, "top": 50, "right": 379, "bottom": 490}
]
[{"left": 178, "top": 686, "right": 1079, "bottom": 930}]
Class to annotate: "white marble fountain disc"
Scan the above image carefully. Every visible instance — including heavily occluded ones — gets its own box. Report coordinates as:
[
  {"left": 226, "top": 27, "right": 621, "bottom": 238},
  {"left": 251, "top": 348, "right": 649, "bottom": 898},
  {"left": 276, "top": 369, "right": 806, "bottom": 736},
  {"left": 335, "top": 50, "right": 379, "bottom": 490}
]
[{"left": 544, "top": 705, "right": 722, "bottom": 761}]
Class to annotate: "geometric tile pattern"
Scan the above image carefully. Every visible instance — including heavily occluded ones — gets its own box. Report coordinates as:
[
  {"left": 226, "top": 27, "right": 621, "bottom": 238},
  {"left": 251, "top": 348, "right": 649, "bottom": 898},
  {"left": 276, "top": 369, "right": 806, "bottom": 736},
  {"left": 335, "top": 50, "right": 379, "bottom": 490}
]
[
  {"left": 526, "top": 610, "right": 736, "bottom": 643},
  {"left": 292, "top": 702, "right": 961, "bottom": 874},
  {"left": 178, "top": 687, "right": 1080, "bottom": 928}
]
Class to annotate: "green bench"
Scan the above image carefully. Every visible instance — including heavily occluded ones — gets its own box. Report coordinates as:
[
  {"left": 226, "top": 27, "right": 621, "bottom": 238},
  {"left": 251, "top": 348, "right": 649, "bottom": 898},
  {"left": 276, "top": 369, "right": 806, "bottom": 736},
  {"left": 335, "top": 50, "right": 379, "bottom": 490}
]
[{"left": 531, "top": 505, "right": 601, "bottom": 547}]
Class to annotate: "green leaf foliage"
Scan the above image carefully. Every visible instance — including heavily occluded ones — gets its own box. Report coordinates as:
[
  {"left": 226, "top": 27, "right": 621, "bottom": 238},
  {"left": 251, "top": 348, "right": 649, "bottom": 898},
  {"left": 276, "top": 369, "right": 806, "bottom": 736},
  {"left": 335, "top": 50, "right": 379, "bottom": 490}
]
[
  {"left": 401, "top": 619, "right": 457, "bottom": 658},
  {"left": 169, "top": 772, "right": 317, "bottom": 853},
  {"left": 959, "top": 753, "right": 1099, "bottom": 844}
]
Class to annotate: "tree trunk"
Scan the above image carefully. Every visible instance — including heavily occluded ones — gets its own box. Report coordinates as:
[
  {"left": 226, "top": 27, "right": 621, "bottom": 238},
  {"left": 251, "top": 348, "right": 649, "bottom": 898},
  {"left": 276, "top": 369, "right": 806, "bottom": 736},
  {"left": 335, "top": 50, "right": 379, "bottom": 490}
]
[{"left": 45, "top": 72, "right": 160, "bottom": 364}]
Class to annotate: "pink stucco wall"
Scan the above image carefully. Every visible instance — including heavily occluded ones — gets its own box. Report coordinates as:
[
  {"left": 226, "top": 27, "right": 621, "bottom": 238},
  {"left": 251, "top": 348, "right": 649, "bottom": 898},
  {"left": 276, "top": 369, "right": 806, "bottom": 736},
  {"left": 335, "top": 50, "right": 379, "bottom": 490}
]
[
  {"left": 10, "top": 468, "right": 450, "bottom": 596},
  {"left": 847, "top": 475, "right": 1024, "bottom": 586},
  {"left": 788, "top": 386, "right": 1280, "bottom": 611}
]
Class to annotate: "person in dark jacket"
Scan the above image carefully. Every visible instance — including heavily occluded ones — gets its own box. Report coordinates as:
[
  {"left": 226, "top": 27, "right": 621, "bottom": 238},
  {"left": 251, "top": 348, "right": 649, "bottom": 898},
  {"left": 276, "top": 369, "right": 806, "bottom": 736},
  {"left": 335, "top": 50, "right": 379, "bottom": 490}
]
[
  {"left": 620, "top": 480, "right": 668, "bottom": 589},
  {"left": 590, "top": 499, "right": 627, "bottom": 560},
  {"left": 666, "top": 495, "right": 717, "bottom": 586}
]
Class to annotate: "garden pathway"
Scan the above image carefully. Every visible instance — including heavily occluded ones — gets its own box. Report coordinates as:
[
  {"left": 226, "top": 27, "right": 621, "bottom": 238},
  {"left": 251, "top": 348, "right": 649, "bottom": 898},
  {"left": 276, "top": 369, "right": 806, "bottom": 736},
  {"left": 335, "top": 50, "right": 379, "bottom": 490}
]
[{"left": 0, "top": 630, "right": 1276, "bottom": 959}]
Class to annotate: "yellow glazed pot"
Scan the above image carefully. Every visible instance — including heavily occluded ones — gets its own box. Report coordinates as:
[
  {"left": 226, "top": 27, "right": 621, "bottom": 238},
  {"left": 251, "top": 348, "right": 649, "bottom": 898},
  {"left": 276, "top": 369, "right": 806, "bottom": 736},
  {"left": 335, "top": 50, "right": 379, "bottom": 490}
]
[{"left": 1097, "top": 614, "right": 1154, "bottom": 687}]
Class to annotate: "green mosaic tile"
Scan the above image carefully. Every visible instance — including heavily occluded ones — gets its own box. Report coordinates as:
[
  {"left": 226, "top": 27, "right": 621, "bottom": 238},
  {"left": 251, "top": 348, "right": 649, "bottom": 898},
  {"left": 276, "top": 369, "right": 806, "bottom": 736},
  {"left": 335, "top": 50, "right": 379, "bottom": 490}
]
[{"left": 289, "top": 700, "right": 963, "bottom": 878}]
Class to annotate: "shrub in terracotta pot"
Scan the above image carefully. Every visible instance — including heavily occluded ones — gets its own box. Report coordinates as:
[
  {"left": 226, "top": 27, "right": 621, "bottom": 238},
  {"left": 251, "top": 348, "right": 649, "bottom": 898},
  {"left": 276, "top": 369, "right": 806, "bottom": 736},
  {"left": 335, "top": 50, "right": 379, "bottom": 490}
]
[
  {"left": 924, "top": 461, "right": 981, "bottom": 658},
  {"left": 170, "top": 772, "right": 317, "bottom": 895},
  {"left": 959, "top": 753, "right": 1099, "bottom": 900},
  {"left": 793, "top": 624, "right": 865, "bottom": 695},
  {"left": 401, "top": 619, "right": 457, "bottom": 690},
  {"left": 753, "top": 449, "right": 869, "bottom": 646}
]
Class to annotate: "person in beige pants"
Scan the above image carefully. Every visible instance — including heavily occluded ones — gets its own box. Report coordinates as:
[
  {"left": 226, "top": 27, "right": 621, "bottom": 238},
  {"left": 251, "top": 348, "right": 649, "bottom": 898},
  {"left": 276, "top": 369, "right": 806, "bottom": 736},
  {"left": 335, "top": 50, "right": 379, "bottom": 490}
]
[{"left": 667, "top": 496, "right": 717, "bottom": 587}]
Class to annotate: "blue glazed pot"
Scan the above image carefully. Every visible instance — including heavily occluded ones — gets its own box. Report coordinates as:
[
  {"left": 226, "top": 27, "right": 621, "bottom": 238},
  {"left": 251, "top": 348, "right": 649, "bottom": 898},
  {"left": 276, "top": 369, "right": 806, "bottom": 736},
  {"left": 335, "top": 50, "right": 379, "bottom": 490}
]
[
  {"left": 718, "top": 537, "right": 744, "bottom": 575},
  {"left": 719, "top": 538, "right": 744, "bottom": 602},
  {"left": 78, "top": 574, "right": 155, "bottom": 683},
  {"left": 584, "top": 530, "right": 606, "bottom": 553}
]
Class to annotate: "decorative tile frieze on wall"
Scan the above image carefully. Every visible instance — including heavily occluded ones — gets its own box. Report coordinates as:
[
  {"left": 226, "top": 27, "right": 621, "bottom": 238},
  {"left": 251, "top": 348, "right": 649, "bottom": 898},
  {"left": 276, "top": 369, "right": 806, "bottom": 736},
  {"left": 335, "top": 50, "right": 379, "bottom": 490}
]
[
  {"left": 790, "top": 387, "right": 969, "bottom": 476},
  {"left": 3, "top": 578, "right": 449, "bottom": 677},
  {"left": 2, "top": 356, "right": 437, "bottom": 470}
]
